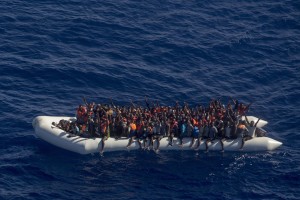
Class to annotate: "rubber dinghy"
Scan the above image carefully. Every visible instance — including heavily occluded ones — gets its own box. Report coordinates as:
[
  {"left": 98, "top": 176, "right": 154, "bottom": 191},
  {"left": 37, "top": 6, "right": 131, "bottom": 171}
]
[{"left": 32, "top": 116, "right": 282, "bottom": 155}]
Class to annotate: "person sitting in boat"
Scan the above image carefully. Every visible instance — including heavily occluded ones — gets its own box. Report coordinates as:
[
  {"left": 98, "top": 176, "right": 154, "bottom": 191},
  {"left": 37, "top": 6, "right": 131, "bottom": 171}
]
[
  {"left": 230, "top": 97, "right": 239, "bottom": 116},
  {"left": 154, "top": 119, "right": 166, "bottom": 151},
  {"left": 126, "top": 120, "right": 137, "bottom": 148},
  {"left": 205, "top": 122, "right": 218, "bottom": 152},
  {"left": 52, "top": 119, "right": 70, "bottom": 132},
  {"left": 165, "top": 118, "right": 171, "bottom": 144},
  {"left": 76, "top": 105, "right": 87, "bottom": 125},
  {"left": 216, "top": 119, "right": 225, "bottom": 152},
  {"left": 109, "top": 118, "right": 117, "bottom": 138},
  {"left": 86, "top": 102, "right": 95, "bottom": 120},
  {"left": 115, "top": 117, "right": 123, "bottom": 140},
  {"left": 179, "top": 119, "right": 187, "bottom": 146},
  {"left": 121, "top": 117, "right": 128, "bottom": 137},
  {"left": 87, "top": 118, "right": 95, "bottom": 137},
  {"left": 71, "top": 122, "right": 80, "bottom": 135},
  {"left": 139, "top": 122, "right": 149, "bottom": 149},
  {"left": 224, "top": 121, "right": 231, "bottom": 139},
  {"left": 229, "top": 117, "right": 238, "bottom": 139},
  {"left": 146, "top": 123, "right": 154, "bottom": 150},
  {"left": 245, "top": 116, "right": 261, "bottom": 137},
  {"left": 150, "top": 120, "right": 159, "bottom": 150},
  {"left": 135, "top": 120, "right": 144, "bottom": 149},
  {"left": 194, "top": 120, "right": 204, "bottom": 150},
  {"left": 202, "top": 121, "right": 209, "bottom": 140},
  {"left": 94, "top": 118, "right": 101, "bottom": 137},
  {"left": 190, "top": 122, "right": 199, "bottom": 148},
  {"left": 186, "top": 120, "right": 193, "bottom": 138},
  {"left": 51, "top": 121, "right": 63, "bottom": 130},
  {"left": 99, "top": 117, "right": 109, "bottom": 154},
  {"left": 168, "top": 118, "right": 178, "bottom": 146},
  {"left": 239, "top": 116, "right": 261, "bottom": 149},
  {"left": 236, "top": 120, "right": 249, "bottom": 138}
]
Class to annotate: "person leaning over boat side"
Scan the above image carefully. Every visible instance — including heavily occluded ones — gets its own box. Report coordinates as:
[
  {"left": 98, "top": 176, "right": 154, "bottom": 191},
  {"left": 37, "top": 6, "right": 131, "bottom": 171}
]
[
  {"left": 202, "top": 121, "right": 209, "bottom": 140},
  {"left": 168, "top": 118, "right": 178, "bottom": 146},
  {"left": 94, "top": 118, "right": 101, "bottom": 137},
  {"left": 121, "top": 117, "right": 128, "bottom": 137},
  {"left": 165, "top": 118, "right": 171, "bottom": 145},
  {"left": 115, "top": 115, "right": 123, "bottom": 140},
  {"left": 186, "top": 120, "right": 193, "bottom": 138},
  {"left": 135, "top": 120, "right": 144, "bottom": 149},
  {"left": 147, "top": 123, "right": 154, "bottom": 150},
  {"left": 140, "top": 122, "right": 150, "bottom": 149},
  {"left": 230, "top": 116, "right": 238, "bottom": 139},
  {"left": 190, "top": 123, "right": 199, "bottom": 148},
  {"left": 216, "top": 119, "right": 225, "bottom": 152},
  {"left": 109, "top": 118, "right": 117, "bottom": 138},
  {"left": 153, "top": 119, "right": 161, "bottom": 145},
  {"left": 205, "top": 122, "right": 218, "bottom": 152},
  {"left": 99, "top": 117, "right": 109, "bottom": 154},
  {"left": 155, "top": 119, "right": 166, "bottom": 151},
  {"left": 179, "top": 119, "right": 187, "bottom": 147},
  {"left": 126, "top": 120, "right": 137, "bottom": 148},
  {"left": 224, "top": 121, "right": 231, "bottom": 139},
  {"left": 240, "top": 116, "right": 261, "bottom": 149},
  {"left": 194, "top": 120, "right": 204, "bottom": 150}
]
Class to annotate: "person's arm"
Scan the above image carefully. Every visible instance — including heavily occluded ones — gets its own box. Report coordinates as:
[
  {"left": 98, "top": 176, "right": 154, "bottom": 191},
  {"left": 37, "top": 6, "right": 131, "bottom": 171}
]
[
  {"left": 245, "top": 115, "right": 250, "bottom": 125},
  {"left": 175, "top": 100, "right": 179, "bottom": 108},
  {"left": 130, "top": 99, "right": 136, "bottom": 108},
  {"left": 110, "top": 98, "right": 116, "bottom": 109},
  {"left": 217, "top": 97, "right": 222, "bottom": 105},
  {"left": 211, "top": 99, "right": 217, "bottom": 109},
  {"left": 245, "top": 102, "right": 253, "bottom": 112},
  {"left": 82, "top": 96, "right": 88, "bottom": 107},
  {"left": 184, "top": 101, "right": 189, "bottom": 108},
  {"left": 155, "top": 100, "right": 160, "bottom": 107},
  {"left": 230, "top": 97, "right": 236, "bottom": 105},
  {"left": 254, "top": 118, "right": 261, "bottom": 127},
  {"left": 227, "top": 112, "right": 233, "bottom": 122},
  {"left": 145, "top": 96, "right": 151, "bottom": 110}
]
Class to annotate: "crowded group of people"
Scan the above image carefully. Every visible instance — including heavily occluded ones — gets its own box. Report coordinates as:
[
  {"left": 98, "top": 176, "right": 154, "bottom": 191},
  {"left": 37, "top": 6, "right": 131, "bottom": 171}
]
[{"left": 53, "top": 97, "right": 264, "bottom": 153}]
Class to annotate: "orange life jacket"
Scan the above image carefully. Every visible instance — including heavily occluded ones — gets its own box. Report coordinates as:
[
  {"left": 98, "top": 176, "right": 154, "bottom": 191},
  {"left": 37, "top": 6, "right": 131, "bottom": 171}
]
[
  {"left": 130, "top": 123, "right": 137, "bottom": 130},
  {"left": 238, "top": 124, "right": 246, "bottom": 129}
]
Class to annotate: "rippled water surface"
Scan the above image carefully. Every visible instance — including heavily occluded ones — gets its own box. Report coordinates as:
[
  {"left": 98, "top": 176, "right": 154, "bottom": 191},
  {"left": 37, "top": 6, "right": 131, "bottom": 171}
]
[{"left": 1, "top": 0, "right": 300, "bottom": 199}]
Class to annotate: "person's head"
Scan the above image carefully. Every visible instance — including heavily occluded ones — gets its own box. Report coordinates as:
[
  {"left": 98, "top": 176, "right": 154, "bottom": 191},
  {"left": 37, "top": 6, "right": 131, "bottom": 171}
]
[{"left": 250, "top": 121, "right": 254, "bottom": 126}]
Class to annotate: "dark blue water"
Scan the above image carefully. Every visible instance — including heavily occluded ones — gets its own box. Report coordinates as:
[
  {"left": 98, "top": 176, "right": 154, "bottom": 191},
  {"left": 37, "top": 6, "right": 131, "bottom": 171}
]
[{"left": 1, "top": 0, "right": 300, "bottom": 199}]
